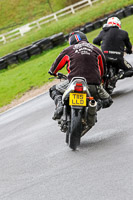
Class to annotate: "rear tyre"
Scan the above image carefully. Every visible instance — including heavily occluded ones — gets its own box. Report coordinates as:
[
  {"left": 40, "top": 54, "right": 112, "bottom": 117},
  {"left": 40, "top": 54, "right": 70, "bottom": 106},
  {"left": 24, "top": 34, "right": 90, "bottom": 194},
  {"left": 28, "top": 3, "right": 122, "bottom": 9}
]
[
  {"left": 69, "top": 109, "right": 82, "bottom": 150},
  {"left": 66, "top": 121, "right": 70, "bottom": 144}
]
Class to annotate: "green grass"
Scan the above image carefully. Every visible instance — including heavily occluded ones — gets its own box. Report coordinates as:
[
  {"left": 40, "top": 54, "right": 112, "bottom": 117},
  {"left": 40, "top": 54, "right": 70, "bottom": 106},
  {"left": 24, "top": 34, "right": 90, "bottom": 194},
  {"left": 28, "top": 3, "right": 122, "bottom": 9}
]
[
  {"left": 0, "top": 43, "right": 67, "bottom": 107},
  {"left": 0, "top": 15, "right": 133, "bottom": 109},
  {"left": 0, "top": 0, "right": 79, "bottom": 33},
  {"left": 0, "top": 0, "right": 133, "bottom": 57}
]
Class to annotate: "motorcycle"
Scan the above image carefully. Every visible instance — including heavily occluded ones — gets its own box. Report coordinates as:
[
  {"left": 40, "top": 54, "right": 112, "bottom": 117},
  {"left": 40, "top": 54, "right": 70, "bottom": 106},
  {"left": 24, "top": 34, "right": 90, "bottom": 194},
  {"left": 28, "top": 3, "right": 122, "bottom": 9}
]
[
  {"left": 49, "top": 73, "right": 98, "bottom": 150},
  {"left": 103, "top": 50, "right": 133, "bottom": 95},
  {"left": 103, "top": 57, "right": 124, "bottom": 95}
]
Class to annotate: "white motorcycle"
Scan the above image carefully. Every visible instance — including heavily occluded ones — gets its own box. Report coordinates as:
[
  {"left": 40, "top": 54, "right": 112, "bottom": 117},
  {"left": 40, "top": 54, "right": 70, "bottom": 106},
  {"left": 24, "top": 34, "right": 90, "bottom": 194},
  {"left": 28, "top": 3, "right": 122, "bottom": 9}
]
[{"left": 50, "top": 73, "right": 97, "bottom": 150}]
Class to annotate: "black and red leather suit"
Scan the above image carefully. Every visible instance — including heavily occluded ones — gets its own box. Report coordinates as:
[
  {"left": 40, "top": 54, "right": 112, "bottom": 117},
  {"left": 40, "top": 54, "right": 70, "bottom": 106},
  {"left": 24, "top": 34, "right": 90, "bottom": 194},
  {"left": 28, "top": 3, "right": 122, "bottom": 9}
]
[
  {"left": 49, "top": 40, "right": 113, "bottom": 110},
  {"left": 49, "top": 41, "right": 106, "bottom": 85}
]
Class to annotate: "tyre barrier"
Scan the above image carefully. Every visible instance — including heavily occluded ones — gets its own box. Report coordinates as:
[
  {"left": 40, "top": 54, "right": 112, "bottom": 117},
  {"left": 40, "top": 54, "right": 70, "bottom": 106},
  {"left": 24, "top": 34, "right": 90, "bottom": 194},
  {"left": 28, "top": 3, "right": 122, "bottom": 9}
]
[
  {"left": 0, "top": 32, "right": 65, "bottom": 69},
  {"left": 92, "top": 20, "right": 102, "bottom": 30},
  {"left": 13, "top": 47, "right": 30, "bottom": 62},
  {"left": 115, "top": 9, "right": 125, "bottom": 19},
  {"left": 33, "top": 38, "right": 53, "bottom": 51},
  {"left": 27, "top": 44, "right": 42, "bottom": 57},
  {"left": 84, "top": 23, "right": 94, "bottom": 33},
  {"left": 64, "top": 34, "right": 69, "bottom": 41},
  {"left": 99, "top": 17, "right": 108, "bottom": 26},
  {"left": 0, "top": 5, "right": 133, "bottom": 70},
  {"left": 0, "top": 58, "right": 8, "bottom": 70},
  {"left": 124, "top": 6, "right": 133, "bottom": 17},
  {"left": 2, "top": 53, "right": 18, "bottom": 65},
  {"left": 80, "top": 26, "right": 86, "bottom": 33},
  {"left": 50, "top": 32, "right": 66, "bottom": 47}
]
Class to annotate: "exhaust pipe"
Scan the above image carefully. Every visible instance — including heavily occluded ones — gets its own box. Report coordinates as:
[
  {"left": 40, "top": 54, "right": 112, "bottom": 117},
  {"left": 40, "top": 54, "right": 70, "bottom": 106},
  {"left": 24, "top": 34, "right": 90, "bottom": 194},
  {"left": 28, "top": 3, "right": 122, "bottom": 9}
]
[
  {"left": 88, "top": 99, "right": 97, "bottom": 115},
  {"left": 87, "top": 99, "right": 97, "bottom": 127}
]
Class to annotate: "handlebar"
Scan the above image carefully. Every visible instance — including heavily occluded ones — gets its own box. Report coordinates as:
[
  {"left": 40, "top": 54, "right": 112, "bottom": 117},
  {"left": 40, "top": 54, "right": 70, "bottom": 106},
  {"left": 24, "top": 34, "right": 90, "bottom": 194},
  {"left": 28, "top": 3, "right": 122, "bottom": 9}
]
[
  {"left": 57, "top": 72, "right": 68, "bottom": 80},
  {"left": 48, "top": 72, "right": 68, "bottom": 80}
]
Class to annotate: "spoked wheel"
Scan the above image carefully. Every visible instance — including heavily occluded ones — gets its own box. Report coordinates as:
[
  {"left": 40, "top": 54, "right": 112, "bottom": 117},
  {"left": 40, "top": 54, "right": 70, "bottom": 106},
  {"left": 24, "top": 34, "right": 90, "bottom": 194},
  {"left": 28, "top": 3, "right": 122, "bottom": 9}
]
[{"left": 69, "top": 108, "right": 82, "bottom": 150}]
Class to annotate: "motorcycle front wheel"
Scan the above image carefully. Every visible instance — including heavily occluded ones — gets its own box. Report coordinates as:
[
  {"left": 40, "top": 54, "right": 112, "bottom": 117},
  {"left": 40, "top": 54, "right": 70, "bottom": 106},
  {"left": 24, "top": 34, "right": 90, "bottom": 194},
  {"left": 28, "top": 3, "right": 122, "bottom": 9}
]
[{"left": 69, "top": 108, "right": 82, "bottom": 150}]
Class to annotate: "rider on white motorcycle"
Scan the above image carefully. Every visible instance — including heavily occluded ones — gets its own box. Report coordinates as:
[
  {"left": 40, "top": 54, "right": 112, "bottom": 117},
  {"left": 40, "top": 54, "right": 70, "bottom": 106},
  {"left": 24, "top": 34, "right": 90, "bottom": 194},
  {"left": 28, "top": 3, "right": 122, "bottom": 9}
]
[{"left": 49, "top": 31, "right": 113, "bottom": 120}]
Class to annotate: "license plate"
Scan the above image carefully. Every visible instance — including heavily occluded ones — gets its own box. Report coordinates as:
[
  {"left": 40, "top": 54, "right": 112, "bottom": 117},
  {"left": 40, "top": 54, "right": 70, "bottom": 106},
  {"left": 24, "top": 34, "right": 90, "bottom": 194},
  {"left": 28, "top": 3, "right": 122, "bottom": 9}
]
[{"left": 69, "top": 93, "right": 86, "bottom": 106}]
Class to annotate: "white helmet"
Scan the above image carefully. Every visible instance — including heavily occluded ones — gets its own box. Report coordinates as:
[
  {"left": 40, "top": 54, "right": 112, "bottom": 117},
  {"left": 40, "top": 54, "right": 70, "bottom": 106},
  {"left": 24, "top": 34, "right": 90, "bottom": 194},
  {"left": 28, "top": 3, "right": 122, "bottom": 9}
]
[{"left": 107, "top": 17, "right": 121, "bottom": 29}]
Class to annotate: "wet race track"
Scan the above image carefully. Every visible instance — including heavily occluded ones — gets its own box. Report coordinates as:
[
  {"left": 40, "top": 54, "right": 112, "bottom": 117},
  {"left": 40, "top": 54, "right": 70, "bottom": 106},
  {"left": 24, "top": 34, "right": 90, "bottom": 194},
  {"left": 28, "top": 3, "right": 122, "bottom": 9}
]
[{"left": 0, "top": 54, "right": 133, "bottom": 200}]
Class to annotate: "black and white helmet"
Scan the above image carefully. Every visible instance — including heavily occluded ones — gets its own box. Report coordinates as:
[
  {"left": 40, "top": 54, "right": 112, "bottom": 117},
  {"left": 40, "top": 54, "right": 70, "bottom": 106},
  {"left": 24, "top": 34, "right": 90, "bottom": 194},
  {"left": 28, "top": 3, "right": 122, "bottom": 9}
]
[{"left": 69, "top": 31, "right": 88, "bottom": 45}]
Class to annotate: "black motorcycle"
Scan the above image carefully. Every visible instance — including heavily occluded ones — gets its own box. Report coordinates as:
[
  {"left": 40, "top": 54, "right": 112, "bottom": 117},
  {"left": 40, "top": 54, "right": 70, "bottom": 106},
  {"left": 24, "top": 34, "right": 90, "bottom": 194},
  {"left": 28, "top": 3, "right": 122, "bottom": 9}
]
[
  {"left": 103, "top": 57, "right": 124, "bottom": 94},
  {"left": 50, "top": 73, "right": 98, "bottom": 150}
]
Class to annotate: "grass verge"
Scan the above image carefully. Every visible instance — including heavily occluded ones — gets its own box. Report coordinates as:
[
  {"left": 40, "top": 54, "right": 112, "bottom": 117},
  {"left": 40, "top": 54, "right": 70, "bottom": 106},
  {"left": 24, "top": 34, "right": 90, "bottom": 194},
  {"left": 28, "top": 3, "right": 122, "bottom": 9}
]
[{"left": 0, "top": 0, "right": 133, "bottom": 57}]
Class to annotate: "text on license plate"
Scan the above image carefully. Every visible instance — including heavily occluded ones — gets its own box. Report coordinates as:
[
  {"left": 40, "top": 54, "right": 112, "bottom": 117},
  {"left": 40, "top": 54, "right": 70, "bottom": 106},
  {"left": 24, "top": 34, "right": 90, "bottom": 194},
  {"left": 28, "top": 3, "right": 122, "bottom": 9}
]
[{"left": 69, "top": 93, "right": 86, "bottom": 106}]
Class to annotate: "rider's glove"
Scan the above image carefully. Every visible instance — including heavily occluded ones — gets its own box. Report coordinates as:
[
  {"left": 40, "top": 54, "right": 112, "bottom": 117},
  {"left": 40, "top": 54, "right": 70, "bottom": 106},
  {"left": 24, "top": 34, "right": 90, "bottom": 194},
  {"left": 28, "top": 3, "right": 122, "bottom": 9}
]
[
  {"left": 126, "top": 49, "right": 132, "bottom": 54},
  {"left": 48, "top": 71, "right": 56, "bottom": 76}
]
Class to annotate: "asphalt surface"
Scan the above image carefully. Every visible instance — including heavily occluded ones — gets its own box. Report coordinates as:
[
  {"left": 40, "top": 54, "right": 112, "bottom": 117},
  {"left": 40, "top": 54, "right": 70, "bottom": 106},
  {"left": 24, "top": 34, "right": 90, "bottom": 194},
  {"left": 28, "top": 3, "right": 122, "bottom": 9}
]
[{"left": 0, "top": 55, "right": 133, "bottom": 200}]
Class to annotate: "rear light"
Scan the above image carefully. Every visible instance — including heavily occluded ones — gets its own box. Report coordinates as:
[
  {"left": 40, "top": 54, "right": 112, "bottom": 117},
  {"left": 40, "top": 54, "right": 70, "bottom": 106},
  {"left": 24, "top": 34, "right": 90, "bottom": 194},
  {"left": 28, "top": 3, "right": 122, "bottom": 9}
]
[{"left": 74, "top": 82, "right": 83, "bottom": 92}]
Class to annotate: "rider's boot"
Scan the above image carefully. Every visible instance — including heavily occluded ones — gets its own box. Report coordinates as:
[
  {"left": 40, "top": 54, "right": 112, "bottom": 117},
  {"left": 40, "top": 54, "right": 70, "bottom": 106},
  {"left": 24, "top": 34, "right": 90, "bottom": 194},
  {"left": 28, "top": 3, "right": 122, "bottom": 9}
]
[
  {"left": 123, "top": 70, "right": 133, "bottom": 78},
  {"left": 102, "top": 96, "right": 113, "bottom": 108},
  {"left": 49, "top": 85, "right": 63, "bottom": 120},
  {"left": 52, "top": 95, "right": 63, "bottom": 120}
]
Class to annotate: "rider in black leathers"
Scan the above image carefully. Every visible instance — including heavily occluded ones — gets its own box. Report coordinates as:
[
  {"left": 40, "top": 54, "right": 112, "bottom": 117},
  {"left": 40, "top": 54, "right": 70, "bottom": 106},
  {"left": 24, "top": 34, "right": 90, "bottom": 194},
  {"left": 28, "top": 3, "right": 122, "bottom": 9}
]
[{"left": 93, "top": 17, "right": 133, "bottom": 82}]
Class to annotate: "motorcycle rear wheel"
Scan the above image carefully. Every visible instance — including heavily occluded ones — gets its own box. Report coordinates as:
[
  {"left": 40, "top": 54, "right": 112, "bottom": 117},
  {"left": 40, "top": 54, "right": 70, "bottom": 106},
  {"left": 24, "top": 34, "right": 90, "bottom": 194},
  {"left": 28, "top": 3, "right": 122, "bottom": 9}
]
[
  {"left": 69, "top": 108, "right": 82, "bottom": 150},
  {"left": 66, "top": 121, "right": 70, "bottom": 144}
]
